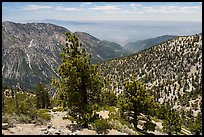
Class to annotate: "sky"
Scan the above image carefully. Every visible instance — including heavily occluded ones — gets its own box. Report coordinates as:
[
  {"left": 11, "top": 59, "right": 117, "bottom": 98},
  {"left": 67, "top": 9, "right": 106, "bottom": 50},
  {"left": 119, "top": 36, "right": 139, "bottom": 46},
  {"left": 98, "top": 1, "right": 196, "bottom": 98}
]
[{"left": 2, "top": 2, "right": 202, "bottom": 45}]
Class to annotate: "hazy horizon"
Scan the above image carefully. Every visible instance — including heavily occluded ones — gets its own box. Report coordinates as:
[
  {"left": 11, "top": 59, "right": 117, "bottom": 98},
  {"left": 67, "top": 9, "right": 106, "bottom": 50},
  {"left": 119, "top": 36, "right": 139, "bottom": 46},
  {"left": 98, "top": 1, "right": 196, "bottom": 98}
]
[
  {"left": 3, "top": 19, "right": 202, "bottom": 46},
  {"left": 2, "top": 2, "right": 202, "bottom": 45}
]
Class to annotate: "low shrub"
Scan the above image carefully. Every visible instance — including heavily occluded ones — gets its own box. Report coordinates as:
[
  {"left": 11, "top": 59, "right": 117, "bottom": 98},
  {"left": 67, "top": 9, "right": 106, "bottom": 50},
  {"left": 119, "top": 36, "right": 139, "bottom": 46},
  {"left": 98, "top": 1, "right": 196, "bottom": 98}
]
[
  {"left": 36, "top": 112, "right": 51, "bottom": 121},
  {"left": 143, "top": 120, "right": 156, "bottom": 132},
  {"left": 93, "top": 119, "right": 112, "bottom": 134},
  {"left": 38, "top": 109, "right": 50, "bottom": 113},
  {"left": 52, "top": 107, "right": 64, "bottom": 112},
  {"left": 18, "top": 114, "right": 32, "bottom": 123}
]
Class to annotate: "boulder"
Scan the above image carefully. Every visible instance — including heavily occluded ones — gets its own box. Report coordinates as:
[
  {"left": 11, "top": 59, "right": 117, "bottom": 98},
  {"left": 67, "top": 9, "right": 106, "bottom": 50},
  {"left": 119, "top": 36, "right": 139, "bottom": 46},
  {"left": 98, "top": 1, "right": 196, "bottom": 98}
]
[
  {"left": 44, "top": 130, "right": 49, "bottom": 134},
  {"left": 2, "top": 123, "right": 9, "bottom": 130},
  {"left": 47, "top": 124, "right": 52, "bottom": 129},
  {"left": 70, "top": 132, "right": 77, "bottom": 135},
  {"left": 48, "top": 128, "right": 56, "bottom": 135},
  {"left": 54, "top": 130, "right": 61, "bottom": 135},
  {"left": 39, "top": 127, "right": 47, "bottom": 131},
  {"left": 67, "top": 130, "right": 72, "bottom": 135}
]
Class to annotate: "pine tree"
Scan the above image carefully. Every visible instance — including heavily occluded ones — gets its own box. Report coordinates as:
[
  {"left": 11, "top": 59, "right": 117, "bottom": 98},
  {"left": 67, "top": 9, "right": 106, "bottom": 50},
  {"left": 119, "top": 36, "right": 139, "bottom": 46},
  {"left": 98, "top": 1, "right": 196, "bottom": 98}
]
[
  {"left": 35, "top": 83, "right": 50, "bottom": 109},
  {"left": 52, "top": 32, "right": 104, "bottom": 127},
  {"left": 10, "top": 86, "right": 19, "bottom": 113},
  {"left": 14, "top": 87, "right": 19, "bottom": 113},
  {"left": 117, "top": 77, "right": 155, "bottom": 129},
  {"left": 2, "top": 83, "right": 7, "bottom": 113},
  {"left": 162, "top": 108, "right": 181, "bottom": 135},
  {"left": 100, "top": 77, "right": 117, "bottom": 107},
  {"left": 189, "top": 112, "right": 202, "bottom": 135}
]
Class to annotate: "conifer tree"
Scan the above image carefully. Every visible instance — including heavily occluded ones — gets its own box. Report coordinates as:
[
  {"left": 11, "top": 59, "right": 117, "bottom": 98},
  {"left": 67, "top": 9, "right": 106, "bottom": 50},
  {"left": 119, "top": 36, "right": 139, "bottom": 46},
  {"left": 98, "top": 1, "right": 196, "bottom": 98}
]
[
  {"left": 14, "top": 87, "right": 19, "bottom": 113},
  {"left": 162, "top": 108, "right": 181, "bottom": 135},
  {"left": 189, "top": 112, "right": 202, "bottom": 135},
  {"left": 52, "top": 32, "right": 104, "bottom": 127},
  {"left": 2, "top": 83, "right": 7, "bottom": 113},
  {"left": 117, "top": 77, "right": 155, "bottom": 129},
  {"left": 35, "top": 83, "right": 50, "bottom": 109}
]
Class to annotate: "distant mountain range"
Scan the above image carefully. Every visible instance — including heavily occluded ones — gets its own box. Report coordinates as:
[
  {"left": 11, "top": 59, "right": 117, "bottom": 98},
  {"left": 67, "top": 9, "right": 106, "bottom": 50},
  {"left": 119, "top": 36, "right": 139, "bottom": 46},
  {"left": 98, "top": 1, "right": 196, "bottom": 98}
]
[
  {"left": 2, "top": 21, "right": 129, "bottom": 90},
  {"left": 2, "top": 20, "right": 200, "bottom": 95},
  {"left": 124, "top": 35, "right": 177, "bottom": 53}
]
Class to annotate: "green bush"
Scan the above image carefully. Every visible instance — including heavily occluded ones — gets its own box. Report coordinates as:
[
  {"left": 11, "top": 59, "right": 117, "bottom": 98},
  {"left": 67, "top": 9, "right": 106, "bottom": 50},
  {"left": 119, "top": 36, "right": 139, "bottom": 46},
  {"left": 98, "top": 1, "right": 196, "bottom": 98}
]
[
  {"left": 4, "top": 98, "right": 15, "bottom": 114},
  {"left": 118, "top": 118, "right": 133, "bottom": 130},
  {"left": 52, "top": 107, "right": 64, "bottom": 112},
  {"left": 36, "top": 113, "right": 51, "bottom": 121},
  {"left": 143, "top": 120, "right": 156, "bottom": 132},
  {"left": 36, "top": 109, "right": 52, "bottom": 121},
  {"left": 93, "top": 119, "right": 111, "bottom": 134},
  {"left": 2, "top": 113, "right": 9, "bottom": 123},
  {"left": 2, "top": 113, "right": 16, "bottom": 127},
  {"left": 18, "top": 114, "right": 32, "bottom": 123},
  {"left": 38, "top": 109, "right": 50, "bottom": 113}
]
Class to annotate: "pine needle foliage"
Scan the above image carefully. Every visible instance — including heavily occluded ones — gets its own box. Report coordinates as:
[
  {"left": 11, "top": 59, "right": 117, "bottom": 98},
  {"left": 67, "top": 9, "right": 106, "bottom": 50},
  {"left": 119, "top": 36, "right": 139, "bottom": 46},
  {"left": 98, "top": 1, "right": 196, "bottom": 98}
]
[{"left": 52, "top": 32, "right": 105, "bottom": 127}]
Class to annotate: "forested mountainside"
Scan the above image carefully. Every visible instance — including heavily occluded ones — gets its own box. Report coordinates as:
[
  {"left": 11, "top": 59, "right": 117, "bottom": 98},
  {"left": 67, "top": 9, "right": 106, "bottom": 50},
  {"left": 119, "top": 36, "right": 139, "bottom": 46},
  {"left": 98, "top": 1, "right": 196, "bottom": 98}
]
[
  {"left": 101, "top": 33, "right": 202, "bottom": 119},
  {"left": 2, "top": 21, "right": 128, "bottom": 90},
  {"left": 2, "top": 30, "right": 202, "bottom": 135},
  {"left": 124, "top": 35, "right": 177, "bottom": 53}
]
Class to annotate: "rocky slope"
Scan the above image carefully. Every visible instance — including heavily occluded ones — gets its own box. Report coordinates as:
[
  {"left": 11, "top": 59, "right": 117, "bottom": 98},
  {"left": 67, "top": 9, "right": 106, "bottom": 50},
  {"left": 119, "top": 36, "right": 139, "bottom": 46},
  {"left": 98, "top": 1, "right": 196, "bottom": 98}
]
[
  {"left": 2, "top": 107, "right": 168, "bottom": 135},
  {"left": 101, "top": 33, "right": 202, "bottom": 118},
  {"left": 74, "top": 32, "right": 129, "bottom": 63},
  {"left": 2, "top": 21, "right": 128, "bottom": 90},
  {"left": 125, "top": 35, "right": 177, "bottom": 53}
]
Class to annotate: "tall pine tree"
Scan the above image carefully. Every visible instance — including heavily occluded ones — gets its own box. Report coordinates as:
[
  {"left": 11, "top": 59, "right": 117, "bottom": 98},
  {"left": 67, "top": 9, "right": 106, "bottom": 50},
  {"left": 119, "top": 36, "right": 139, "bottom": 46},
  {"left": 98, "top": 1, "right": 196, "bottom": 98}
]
[
  {"left": 117, "top": 76, "right": 156, "bottom": 129},
  {"left": 35, "top": 83, "right": 50, "bottom": 109},
  {"left": 52, "top": 32, "right": 104, "bottom": 127},
  {"left": 162, "top": 108, "right": 181, "bottom": 135}
]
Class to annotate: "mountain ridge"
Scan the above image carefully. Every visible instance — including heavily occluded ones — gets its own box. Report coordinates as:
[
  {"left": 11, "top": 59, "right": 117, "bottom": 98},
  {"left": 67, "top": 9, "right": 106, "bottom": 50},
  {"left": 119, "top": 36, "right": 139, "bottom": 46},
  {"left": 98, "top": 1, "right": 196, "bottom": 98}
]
[
  {"left": 2, "top": 21, "right": 129, "bottom": 90},
  {"left": 124, "top": 35, "right": 178, "bottom": 53},
  {"left": 101, "top": 33, "right": 202, "bottom": 117}
]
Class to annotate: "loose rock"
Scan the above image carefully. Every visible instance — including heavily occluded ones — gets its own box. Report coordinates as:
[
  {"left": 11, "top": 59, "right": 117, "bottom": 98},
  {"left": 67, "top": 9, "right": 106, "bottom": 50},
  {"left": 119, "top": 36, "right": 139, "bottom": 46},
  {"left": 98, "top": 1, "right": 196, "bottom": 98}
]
[
  {"left": 39, "top": 127, "right": 47, "bottom": 131},
  {"left": 2, "top": 123, "right": 9, "bottom": 130},
  {"left": 44, "top": 130, "right": 49, "bottom": 134},
  {"left": 47, "top": 124, "right": 52, "bottom": 129},
  {"left": 55, "top": 130, "right": 61, "bottom": 135}
]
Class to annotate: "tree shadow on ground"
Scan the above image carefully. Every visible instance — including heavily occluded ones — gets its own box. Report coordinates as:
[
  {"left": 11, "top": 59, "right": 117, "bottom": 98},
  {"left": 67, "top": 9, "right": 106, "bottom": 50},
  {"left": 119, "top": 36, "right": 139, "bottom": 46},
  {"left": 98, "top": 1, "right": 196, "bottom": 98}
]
[
  {"left": 136, "top": 127, "right": 156, "bottom": 135},
  {"left": 66, "top": 123, "right": 84, "bottom": 133}
]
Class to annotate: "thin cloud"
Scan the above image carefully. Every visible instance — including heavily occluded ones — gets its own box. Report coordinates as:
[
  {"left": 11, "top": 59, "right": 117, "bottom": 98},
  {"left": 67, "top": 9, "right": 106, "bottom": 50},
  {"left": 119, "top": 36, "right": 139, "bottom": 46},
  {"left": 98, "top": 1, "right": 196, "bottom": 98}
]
[
  {"left": 90, "top": 5, "right": 121, "bottom": 11},
  {"left": 142, "top": 5, "right": 202, "bottom": 13},
  {"left": 21, "top": 4, "right": 52, "bottom": 10},
  {"left": 81, "top": 2, "right": 92, "bottom": 5},
  {"left": 129, "top": 3, "right": 142, "bottom": 7},
  {"left": 54, "top": 6, "right": 79, "bottom": 11}
]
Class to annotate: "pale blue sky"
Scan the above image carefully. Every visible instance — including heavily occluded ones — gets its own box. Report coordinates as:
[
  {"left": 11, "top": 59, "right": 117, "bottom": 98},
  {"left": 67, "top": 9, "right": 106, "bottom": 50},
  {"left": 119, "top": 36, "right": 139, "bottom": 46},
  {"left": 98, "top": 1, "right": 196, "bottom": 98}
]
[{"left": 2, "top": 2, "right": 202, "bottom": 22}]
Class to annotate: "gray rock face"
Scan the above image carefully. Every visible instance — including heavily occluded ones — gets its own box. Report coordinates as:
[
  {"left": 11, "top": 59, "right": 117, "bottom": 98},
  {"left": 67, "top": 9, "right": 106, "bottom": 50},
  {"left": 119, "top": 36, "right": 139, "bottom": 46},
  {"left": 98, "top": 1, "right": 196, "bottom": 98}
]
[
  {"left": 2, "top": 21, "right": 128, "bottom": 90},
  {"left": 2, "top": 21, "right": 67, "bottom": 90}
]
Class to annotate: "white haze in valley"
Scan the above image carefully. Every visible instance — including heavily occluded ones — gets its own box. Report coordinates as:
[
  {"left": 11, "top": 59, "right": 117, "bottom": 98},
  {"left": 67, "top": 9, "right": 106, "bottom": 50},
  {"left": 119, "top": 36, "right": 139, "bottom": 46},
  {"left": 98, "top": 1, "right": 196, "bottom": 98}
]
[{"left": 24, "top": 19, "right": 202, "bottom": 46}]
